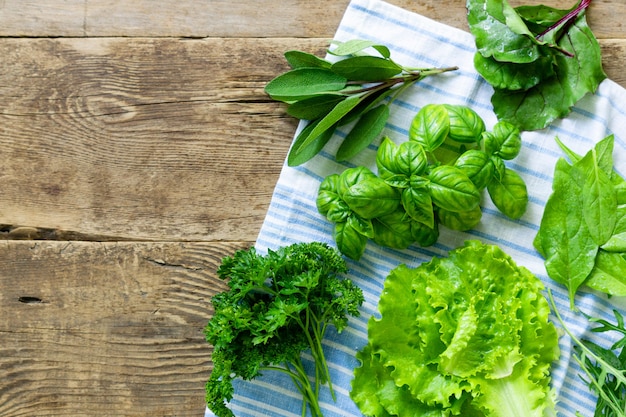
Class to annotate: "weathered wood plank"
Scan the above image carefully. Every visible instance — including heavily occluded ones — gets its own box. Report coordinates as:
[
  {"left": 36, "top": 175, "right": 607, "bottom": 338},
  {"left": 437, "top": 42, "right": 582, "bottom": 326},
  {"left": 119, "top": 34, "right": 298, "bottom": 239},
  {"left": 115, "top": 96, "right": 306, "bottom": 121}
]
[
  {"left": 0, "top": 37, "right": 309, "bottom": 241},
  {"left": 2, "top": 36, "right": 626, "bottom": 242},
  {"left": 0, "top": 240, "right": 248, "bottom": 417},
  {"left": 0, "top": 0, "right": 623, "bottom": 39}
]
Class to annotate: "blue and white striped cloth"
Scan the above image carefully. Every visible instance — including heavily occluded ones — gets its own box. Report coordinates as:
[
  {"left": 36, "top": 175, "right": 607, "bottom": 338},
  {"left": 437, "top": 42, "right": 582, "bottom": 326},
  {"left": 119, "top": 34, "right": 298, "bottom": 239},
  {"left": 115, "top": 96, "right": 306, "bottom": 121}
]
[{"left": 206, "top": 0, "right": 626, "bottom": 415}]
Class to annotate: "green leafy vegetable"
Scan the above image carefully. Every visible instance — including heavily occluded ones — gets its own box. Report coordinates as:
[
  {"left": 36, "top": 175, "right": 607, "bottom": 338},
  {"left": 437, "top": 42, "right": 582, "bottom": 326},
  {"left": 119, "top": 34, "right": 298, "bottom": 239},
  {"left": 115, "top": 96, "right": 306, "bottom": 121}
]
[
  {"left": 266, "top": 39, "right": 458, "bottom": 165},
  {"left": 467, "top": 0, "right": 606, "bottom": 131},
  {"left": 534, "top": 135, "right": 626, "bottom": 308},
  {"left": 204, "top": 242, "right": 364, "bottom": 417},
  {"left": 317, "top": 104, "right": 529, "bottom": 260},
  {"left": 351, "top": 240, "right": 560, "bottom": 417},
  {"left": 549, "top": 292, "right": 626, "bottom": 416}
]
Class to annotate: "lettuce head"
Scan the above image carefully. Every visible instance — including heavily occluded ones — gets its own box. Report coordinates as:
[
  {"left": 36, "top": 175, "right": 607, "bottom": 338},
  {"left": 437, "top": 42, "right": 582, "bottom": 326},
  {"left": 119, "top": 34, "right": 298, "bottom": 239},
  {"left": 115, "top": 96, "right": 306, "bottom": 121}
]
[{"left": 351, "top": 240, "right": 559, "bottom": 417}]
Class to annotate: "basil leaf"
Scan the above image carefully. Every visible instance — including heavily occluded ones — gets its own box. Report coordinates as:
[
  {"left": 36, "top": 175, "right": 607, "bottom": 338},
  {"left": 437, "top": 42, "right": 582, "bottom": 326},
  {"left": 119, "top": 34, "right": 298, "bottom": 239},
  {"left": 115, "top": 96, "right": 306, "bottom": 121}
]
[
  {"left": 347, "top": 214, "right": 375, "bottom": 239},
  {"left": 487, "top": 167, "right": 528, "bottom": 220},
  {"left": 454, "top": 149, "right": 494, "bottom": 190},
  {"left": 287, "top": 95, "right": 346, "bottom": 120},
  {"left": 444, "top": 104, "right": 486, "bottom": 143},
  {"left": 331, "top": 56, "right": 402, "bottom": 81},
  {"left": 438, "top": 206, "right": 482, "bottom": 231},
  {"left": 409, "top": 104, "right": 450, "bottom": 152},
  {"left": 585, "top": 251, "right": 626, "bottom": 296},
  {"left": 602, "top": 232, "right": 626, "bottom": 253},
  {"left": 287, "top": 119, "right": 335, "bottom": 167},
  {"left": 483, "top": 121, "right": 522, "bottom": 160},
  {"left": 336, "top": 104, "right": 389, "bottom": 162},
  {"left": 342, "top": 176, "right": 400, "bottom": 220},
  {"left": 329, "top": 39, "right": 391, "bottom": 59},
  {"left": 376, "top": 137, "right": 400, "bottom": 179},
  {"left": 411, "top": 221, "right": 439, "bottom": 247},
  {"left": 466, "top": 0, "right": 542, "bottom": 63},
  {"left": 334, "top": 221, "right": 368, "bottom": 261},
  {"left": 428, "top": 165, "right": 481, "bottom": 212},
  {"left": 372, "top": 209, "right": 415, "bottom": 250},
  {"left": 396, "top": 141, "right": 428, "bottom": 177},
  {"left": 265, "top": 68, "right": 347, "bottom": 101},
  {"left": 284, "top": 50, "right": 332, "bottom": 69},
  {"left": 339, "top": 166, "right": 378, "bottom": 196},
  {"left": 317, "top": 174, "right": 351, "bottom": 223},
  {"left": 402, "top": 187, "right": 434, "bottom": 228}
]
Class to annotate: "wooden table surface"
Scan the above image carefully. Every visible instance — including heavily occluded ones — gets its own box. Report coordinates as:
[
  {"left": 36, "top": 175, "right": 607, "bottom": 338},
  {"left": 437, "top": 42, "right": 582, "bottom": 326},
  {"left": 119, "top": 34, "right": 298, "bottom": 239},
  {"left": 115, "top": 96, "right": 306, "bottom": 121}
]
[{"left": 1, "top": 1, "right": 624, "bottom": 415}]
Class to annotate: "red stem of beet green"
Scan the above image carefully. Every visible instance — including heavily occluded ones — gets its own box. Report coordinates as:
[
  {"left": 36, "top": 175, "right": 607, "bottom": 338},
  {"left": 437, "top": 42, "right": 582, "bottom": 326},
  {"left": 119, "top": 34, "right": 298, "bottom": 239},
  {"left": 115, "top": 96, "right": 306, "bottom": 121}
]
[{"left": 536, "top": 0, "right": 592, "bottom": 40}]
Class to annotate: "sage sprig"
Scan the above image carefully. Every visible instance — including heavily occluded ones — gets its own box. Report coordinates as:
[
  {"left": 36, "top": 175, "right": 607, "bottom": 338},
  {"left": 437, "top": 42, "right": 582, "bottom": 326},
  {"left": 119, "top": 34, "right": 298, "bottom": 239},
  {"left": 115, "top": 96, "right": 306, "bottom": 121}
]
[{"left": 265, "top": 39, "right": 458, "bottom": 166}]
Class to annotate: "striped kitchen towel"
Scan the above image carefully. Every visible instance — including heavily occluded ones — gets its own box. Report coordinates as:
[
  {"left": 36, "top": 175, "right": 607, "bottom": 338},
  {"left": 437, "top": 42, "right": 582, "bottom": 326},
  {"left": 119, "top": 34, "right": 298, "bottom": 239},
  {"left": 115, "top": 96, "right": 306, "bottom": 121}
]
[{"left": 206, "top": 0, "right": 626, "bottom": 415}]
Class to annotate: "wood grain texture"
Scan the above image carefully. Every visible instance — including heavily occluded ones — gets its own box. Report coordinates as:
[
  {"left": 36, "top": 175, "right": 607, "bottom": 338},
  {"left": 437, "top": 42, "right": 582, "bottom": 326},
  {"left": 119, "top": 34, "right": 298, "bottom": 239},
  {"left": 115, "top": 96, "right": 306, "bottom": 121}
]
[
  {"left": 1, "top": 0, "right": 625, "bottom": 415},
  {"left": 0, "top": 240, "right": 248, "bottom": 417},
  {"left": 1, "top": 1, "right": 623, "bottom": 38},
  {"left": 2, "top": 36, "right": 625, "bottom": 242}
]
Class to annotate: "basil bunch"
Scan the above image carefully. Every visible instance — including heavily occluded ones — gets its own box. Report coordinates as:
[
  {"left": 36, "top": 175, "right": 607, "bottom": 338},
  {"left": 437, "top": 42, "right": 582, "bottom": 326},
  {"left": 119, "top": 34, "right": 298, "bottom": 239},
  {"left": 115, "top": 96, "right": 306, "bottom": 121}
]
[
  {"left": 317, "top": 103, "right": 529, "bottom": 260},
  {"left": 265, "top": 39, "right": 458, "bottom": 166},
  {"left": 467, "top": 0, "right": 606, "bottom": 131}
]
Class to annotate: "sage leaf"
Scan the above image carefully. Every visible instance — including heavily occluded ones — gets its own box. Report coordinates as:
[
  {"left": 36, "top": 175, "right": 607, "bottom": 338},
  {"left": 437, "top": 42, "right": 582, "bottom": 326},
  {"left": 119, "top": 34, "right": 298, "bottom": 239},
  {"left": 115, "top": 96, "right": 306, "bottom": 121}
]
[
  {"left": 331, "top": 56, "right": 402, "bottom": 82},
  {"left": 444, "top": 104, "right": 486, "bottom": 143},
  {"left": 428, "top": 165, "right": 481, "bottom": 212},
  {"left": 487, "top": 167, "right": 528, "bottom": 220},
  {"left": 287, "top": 95, "right": 346, "bottom": 120},
  {"left": 585, "top": 251, "right": 626, "bottom": 296},
  {"left": 329, "top": 39, "right": 391, "bottom": 59},
  {"left": 336, "top": 104, "right": 389, "bottom": 162},
  {"left": 265, "top": 68, "right": 347, "bottom": 101},
  {"left": 284, "top": 50, "right": 332, "bottom": 69},
  {"left": 296, "top": 95, "right": 362, "bottom": 154},
  {"left": 287, "top": 119, "right": 335, "bottom": 167},
  {"left": 409, "top": 104, "right": 450, "bottom": 152}
]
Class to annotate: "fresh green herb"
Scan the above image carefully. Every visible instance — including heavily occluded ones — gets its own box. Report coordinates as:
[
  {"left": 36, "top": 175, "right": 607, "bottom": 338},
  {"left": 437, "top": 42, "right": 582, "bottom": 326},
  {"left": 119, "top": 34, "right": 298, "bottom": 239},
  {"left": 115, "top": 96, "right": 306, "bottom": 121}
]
[
  {"left": 265, "top": 39, "right": 458, "bottom": 165},
  {"left": 204, "top": 242, "right": 364, "bottom": 417},
  {"left": 351, "top": 240, "right": 560, "bottom": 416},
  {"left": 534, "top": 135, "right": 626, "bottom": 308},
  {"left": 549, "top": 291, "right": 626, "bottom": 417},
  {"left": 466, "top": 0, "right": 606, "bottom": 131},
  {"left": 317, "top": 103, "right": 529, "bottom": 260}
]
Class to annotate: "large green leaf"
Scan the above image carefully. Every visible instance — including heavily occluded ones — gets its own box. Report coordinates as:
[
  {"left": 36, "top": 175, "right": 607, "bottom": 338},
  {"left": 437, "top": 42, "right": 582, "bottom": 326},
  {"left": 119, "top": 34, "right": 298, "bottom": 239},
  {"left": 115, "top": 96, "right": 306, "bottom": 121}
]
[
  {"left": 331, "top": 56, "right": 402, "bottom": 81},
  {"left": 265, "top": 68, "right": 347, "bottom": 102},
  {"left": 491, "top": 13, "right": 606, "bottom": 131},
  {"left": 428, "top": 166, "right": 481, "bottom": 212},
  {"left": 487, "top": 167, "right": 528, "bottom": 219},
  {"left": 336, "top": 104, "right": 389, "bottom": 162},
  {"left": 466, "top": 0, "right": 543, "bottom": 63}
]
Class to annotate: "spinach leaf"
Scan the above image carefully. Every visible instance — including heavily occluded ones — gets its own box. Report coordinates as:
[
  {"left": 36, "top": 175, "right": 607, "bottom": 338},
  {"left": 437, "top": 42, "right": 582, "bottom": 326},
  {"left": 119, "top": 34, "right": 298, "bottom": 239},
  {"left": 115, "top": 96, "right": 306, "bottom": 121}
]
[{"left": 535, "top": 136, "right": 626, "bottom": 307}]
